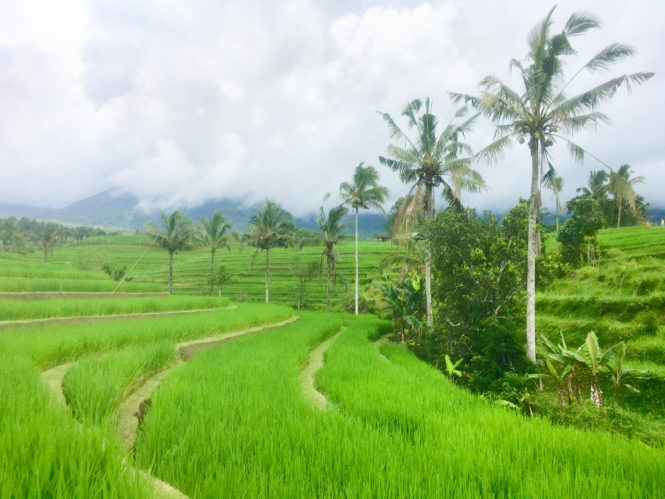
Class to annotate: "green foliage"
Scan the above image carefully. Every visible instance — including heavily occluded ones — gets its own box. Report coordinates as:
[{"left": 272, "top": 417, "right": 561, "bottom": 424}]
[
  {"left": 101, "top": 262, "right": 131, "bottom": 281},
  {"left": 211, "top": 264, "right": 235, "bottom": 296},
  {"left": 558, "top": 195, "right": 606, "bottom": 266},
  {"left": 373, "top": 274, "right": 424, "bottom": 341},
  {"left": 421, "top": 206, "right": 528, "bottom": 389}
]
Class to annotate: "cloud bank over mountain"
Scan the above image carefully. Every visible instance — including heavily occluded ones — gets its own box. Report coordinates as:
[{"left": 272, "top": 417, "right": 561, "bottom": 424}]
[{"left": 0, "top": 1, "right": 662, "bottom": 216}]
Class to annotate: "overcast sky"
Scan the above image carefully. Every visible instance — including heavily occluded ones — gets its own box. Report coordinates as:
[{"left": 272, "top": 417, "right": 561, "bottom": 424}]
[{"left": 0, "top": 0, "right": 662, "bottom": 216}]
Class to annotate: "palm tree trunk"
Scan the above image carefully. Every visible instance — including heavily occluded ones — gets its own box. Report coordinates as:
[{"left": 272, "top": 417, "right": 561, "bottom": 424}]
[
  {"left": 555, "top": 205, "right": 559, "bottom": 232},
  {"left": 526, "top": 139, "right": 539, "bottom": 363},
  {"left": 327, "top": 258, "right": 332, "bottom": 312},
  {"left": 617, "top": 203, "right": 622, "bottom": 228},
  {"left": 168, "top": 251, "right": 174, "bottom": 295},
  {"left": 265, "top": 248, "right": 270, "bottom": 304},
  {"left": 425, "top": 188, "right": 434, "bottom": 331},
  {"left": 209, "top": 248, "right": 216, "bottom": 296},
  {"left": 354, "top": 207, "right": 359, "bottom": 315}
]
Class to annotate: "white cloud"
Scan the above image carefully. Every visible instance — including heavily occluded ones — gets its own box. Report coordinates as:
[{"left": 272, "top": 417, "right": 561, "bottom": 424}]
[{"left": 0, "top": 0, "right": 662, "bottom": 217}]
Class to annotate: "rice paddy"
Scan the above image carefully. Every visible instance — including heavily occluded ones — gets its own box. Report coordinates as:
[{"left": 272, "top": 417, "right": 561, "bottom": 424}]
[{"left": 1, "top": 225, "right": 664, "bottom": 496}]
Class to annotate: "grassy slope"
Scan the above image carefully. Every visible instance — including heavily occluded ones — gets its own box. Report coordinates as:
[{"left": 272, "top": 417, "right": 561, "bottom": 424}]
[{"left": 538, "top": 226, "right": 665, "bottom": 419}]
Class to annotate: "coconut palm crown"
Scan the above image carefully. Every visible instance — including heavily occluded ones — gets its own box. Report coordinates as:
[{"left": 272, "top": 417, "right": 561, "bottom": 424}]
[
  {"left": 245, "top": 200, "right": 295, "bottom": 303},
  {"left": 609, "top": 164, "right": 645, "bottom": 228},
  {"left": 451, "top": 6, "right": 654, "bottom": 362},
  {"left": 340, "top": 162, "right": 389, "bottom": 315},
  {"left": 198, "top": 210, "right": 234, "bottom": 296},
  {"left": 146, "top": 211, "right": 193, "bottom": 294}
]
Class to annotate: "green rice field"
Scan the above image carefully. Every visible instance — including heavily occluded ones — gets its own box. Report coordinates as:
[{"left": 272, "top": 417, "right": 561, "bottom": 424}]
[{"left": 1, "top": 226, "right": 665, "bottom": 496}]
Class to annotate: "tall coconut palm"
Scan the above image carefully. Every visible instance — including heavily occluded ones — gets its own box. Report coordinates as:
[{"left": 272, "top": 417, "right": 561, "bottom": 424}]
[
  {"left": 146, "top": 211, "right": 193, "bottom": 294},
  {"left": 340, "top": 163, "right": 389, "bottom": 315},
  {"left": 246, "top": 200, "right": 294, "bottom": 303},
  {"left": 542, "top": 166, "right": 564, "bottom": 232},
  {"left": 608, "top": 164, "right": 645, "bottom": 228},
  {"left": 378, "top": 98, "right": 485, "bottom": 330},
  {"left": 317, "top": 205, "right": 349, "bottom": 312},
  {"left": 451, "top": 6, "right": 653, "bottom": 362},
  {"left": 198, "top": 210, "right": 234, "bottom": 295}
]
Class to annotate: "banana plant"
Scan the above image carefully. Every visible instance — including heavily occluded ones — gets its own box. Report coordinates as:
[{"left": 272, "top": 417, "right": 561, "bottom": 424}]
[
  {"left": 583, "top": 331, "right": 622, "bottom": 408},
  {"left": 545, "top": 358, "right": 572, "bottom": 412},
  {"left": 444, "top": 355, "right": 463, "bottom": 379},
  {"left": 609, "top": 342, "right": 643, "bottom": 406}
]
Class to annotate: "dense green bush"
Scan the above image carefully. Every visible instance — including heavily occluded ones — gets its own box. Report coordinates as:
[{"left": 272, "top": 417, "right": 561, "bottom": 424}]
[
  {"left": 558, "top": 196, "right": 606, "bottom": 266},
  {"left": 419, "top": 206, "right": 529, "bottom": 391}
]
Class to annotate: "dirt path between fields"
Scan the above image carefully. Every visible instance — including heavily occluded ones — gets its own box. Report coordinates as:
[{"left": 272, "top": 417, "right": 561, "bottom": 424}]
[
  {"left": 117, "top": 315, "right": 299, "bottom": 451},
  {"left": 40, "top": 314, "right": 299, "bottom": 499},
  {"left": 0, "top": 306, "right": 236, "bottom": 330},
  {"left": 299, "top": 328, "right": 344, "bottom": 410}
]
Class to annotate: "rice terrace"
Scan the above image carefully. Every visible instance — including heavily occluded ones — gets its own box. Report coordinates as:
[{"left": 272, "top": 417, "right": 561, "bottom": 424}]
[{"left": 1, "top": 2, "right": 665, "bottom": 498}]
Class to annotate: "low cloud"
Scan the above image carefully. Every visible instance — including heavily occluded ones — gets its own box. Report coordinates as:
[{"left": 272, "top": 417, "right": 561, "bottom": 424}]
[{"left": 0, "top": 1, "right": 661, "bottom": 216}]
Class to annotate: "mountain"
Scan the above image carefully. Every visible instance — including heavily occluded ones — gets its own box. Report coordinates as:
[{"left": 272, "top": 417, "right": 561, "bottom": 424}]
[{"left": 0, "top": 190, "right": 389, "bottom": 237}]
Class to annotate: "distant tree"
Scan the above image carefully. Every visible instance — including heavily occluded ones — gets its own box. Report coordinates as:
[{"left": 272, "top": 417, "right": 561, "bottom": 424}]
[
  {"left": 542, "top": 166, "right": 564, "bottom": 232},
  {"left": 198, "top": 210, "right": 234, "bottom": 295},
  {"left": 245, "top": 200, "right": 295, "bottom": 303},
  {"left": 317, "top": 205, "right": 349, "bottom": 312},
  {"left": 146, "top": 211, "right": 193, "bottom": 294},
  {"left": 379, "top": 98, "right": 484, "bottom": 329},
  {"left": 211, "top": 264, "right": 234, "bottom": 297},
  {"left": 558, "top": 196, "right": 606, "bottom": 266},
  {"left": 38, "top": 222, "right": 58, "bottom": 262},
  {"left": 451, "top": 7, "right": 653, "bottom": 362},
  {"left": 286, "top": 228, "right": 319, "bottom": 310},
  {"left": 608, "top": 164, "right": 645, "bottom": 228},
  {"left": 340, "top": 162, "right": 389, "bottom": 315}
]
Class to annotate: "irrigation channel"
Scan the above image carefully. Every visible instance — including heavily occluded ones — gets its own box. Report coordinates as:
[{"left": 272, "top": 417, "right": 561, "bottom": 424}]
[{"left": 40, "top": 315, "right": 300, "bottom": 498}]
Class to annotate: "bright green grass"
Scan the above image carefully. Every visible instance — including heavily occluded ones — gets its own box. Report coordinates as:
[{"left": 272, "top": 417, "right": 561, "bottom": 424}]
[
  {"left": 0, "top": 295, "right": 229, "bottom": 321},
  {"left": 0, "top": 355, "right": 151, "bottom": 497},
  {"left": 135, "top": 313, "right": 665, "bottom": 497},
  {"left": 321, "top": 323, "right": 665, "bottom": 496},
  {"left": 0, "top": 276, "right": 164, "bottom": 293},
  {"left": 0, "top": 302, "right": 292, "bottom": 497},
  {"left": 0, "top": 261, "right": 109, "bottom": 280},
  {"left": 0, "top": 303, "right": 293, "bottom": 369},
  {"left": 63, "top": 342, "right": 174, "bottom": 425}
]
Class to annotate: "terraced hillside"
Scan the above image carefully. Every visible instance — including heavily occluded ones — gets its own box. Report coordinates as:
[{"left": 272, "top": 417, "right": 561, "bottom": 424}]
[
  {"left": 2, "top": 229, "right": 665, "bottom": 496},
  {"left": 538, "top": 225, "right": 665, "bottom": 419},
  {"left": 21, "top": 235, "right": 396, "bottom": 307}
]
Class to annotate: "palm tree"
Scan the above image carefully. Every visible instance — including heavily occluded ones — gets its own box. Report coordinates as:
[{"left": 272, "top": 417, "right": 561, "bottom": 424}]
[
  {"left": 378, "top": 98, "right": 485, "bottom": 330},
  {"left": 608, "top": 164, "right": 645, "bottom": 228},
  {"left": 577, "top": 170, "right": 609, "bottom": 199},
  {"left": 542, "top": 166, "right": 564, "bottom": 232},
  {"left": 246, "top": 200, "right": 294, "bottom": 303},
  {"left": 198, "top": 210, "right": 234, "bottom": 295},
  {"left": 317, "top": 205, "right": 349, "bottom": 312},
  {"left": 146, "top": 211, "right": 193, "bottom": 294},
  {"left": 340, "top": 163, "right": 389, "bottom": 315},
  {"left": 451, "top": 7, "right": 653, "bottom": 363}
]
